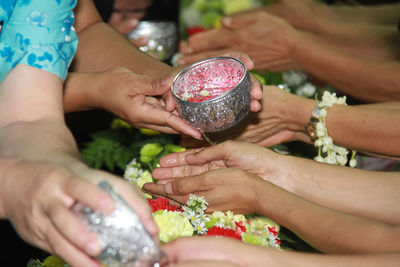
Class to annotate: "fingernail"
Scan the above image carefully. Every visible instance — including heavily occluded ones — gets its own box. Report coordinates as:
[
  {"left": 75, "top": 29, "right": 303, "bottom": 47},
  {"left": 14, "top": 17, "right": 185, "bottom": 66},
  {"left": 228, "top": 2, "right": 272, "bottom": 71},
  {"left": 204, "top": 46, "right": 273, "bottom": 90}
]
[
  {"left": 130, "top": 19, "right": 139, "bottom": 27},
  {"left": 185, "top": 154, "right": 194, "bottom": 163},
  {"left": 222, "top": 17, "right": 232, "bottom": 26},
  {"left": 100, "top": 197, "right": 114, "bottom": 214},
  {"left": 86, "top": 239, "right": 102, "bottom": 256},
  {"left": 165, "top": 157, "right": 177, "bottom": 164},
  {"left": 184, "top": 47, "right": 194, "bottom": 54},
  {"left": 165, "top": 183, "right": 173, "bottom": 194}
]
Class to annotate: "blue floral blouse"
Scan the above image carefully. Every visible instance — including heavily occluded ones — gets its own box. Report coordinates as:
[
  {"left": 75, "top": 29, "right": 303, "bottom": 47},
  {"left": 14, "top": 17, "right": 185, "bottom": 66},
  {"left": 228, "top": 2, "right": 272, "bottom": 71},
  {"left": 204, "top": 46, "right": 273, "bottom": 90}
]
[{"left": 0, "top": 0, "right": 78, "bottom": 82}]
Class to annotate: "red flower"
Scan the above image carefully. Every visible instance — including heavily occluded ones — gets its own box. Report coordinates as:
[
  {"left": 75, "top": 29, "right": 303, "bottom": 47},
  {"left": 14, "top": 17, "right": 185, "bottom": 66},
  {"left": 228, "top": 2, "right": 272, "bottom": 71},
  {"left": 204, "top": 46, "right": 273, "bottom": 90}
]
[
  {"left": 268, "top": 226, "right": 279, "bottom": 237},
  {"left": 205, "top": 226, "right": 241, "bottom": 241},
  {"left": 186, "top": 26, "right": 206, "bottom": 36},
  {"left": 235, "top": 221, "right": 247, "bottom": 236},
  {"left": 148, "top": 198, "right": 180, "bottom": 213}
]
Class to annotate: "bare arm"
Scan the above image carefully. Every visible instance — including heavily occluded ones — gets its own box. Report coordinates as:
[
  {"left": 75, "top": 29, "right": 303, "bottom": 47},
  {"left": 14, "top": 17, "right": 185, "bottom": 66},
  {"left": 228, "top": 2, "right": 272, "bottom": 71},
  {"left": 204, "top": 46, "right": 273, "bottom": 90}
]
[
  {"left": 72, "top": 0, "right": 172, "bottom": 77},
  {"left": 146, "top": 164, "right": 400, "bottom": 254},
  {"left": 332, "top": 3, "right": 400, "bottom": 26},
  {"left": 164, "top": 237, "right": 400, "bottom": 267},
  {"left": 253, "top": 177, "right": 400, "bottom": 254},
  {"left": 292, "top": 33, "right": 400, "bottom": 102},
  {"left": 149, "top": 140, "right": 400, "bottom": 225}
]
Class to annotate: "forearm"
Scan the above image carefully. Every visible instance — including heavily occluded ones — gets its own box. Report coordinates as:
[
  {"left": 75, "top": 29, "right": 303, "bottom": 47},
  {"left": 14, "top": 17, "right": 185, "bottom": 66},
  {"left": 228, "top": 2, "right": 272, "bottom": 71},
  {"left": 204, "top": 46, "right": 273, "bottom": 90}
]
[
  {"left": 254, "top": 181, "right": 400, "bottom": 253},
  {"left": 73, "top": 22, "right": 172, "bottom": 78},
  {"left": 289, "top": 97, "right": 400, "bottom": 156},
  {"left": 332, "top": 4, "right": 400, "bottom": 25},
  {"left": 302, "top": 28, "right": 400, "bottom": 62},
  {"left": 272, "top": 153, "right": 400, "bottom": 224},
  {"left": 293, "top": 33, "right": 400, "bottom": 102},
  {"left": 266, "top": 250, "right": 400, "bottom": 267}
]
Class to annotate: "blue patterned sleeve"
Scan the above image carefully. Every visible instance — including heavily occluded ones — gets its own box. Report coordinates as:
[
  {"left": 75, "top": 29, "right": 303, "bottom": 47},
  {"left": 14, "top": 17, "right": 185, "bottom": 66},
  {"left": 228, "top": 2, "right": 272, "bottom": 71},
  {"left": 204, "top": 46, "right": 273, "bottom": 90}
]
[{"left": 0, "top": 0, "right": 78, "bottom": 82}]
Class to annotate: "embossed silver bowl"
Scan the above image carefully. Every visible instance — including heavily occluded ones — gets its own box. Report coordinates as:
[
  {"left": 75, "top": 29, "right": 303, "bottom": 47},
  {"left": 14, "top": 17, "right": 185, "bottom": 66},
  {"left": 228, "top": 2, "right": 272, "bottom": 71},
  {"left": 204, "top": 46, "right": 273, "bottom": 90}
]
[
  {"left": 127, "top": 21, "right": 177, "bottom": 61},
  {"left": 172, "top": 57, "right": 252, "bottom": 133},
  {"left": 72, "top": 181, "right": 165, "bottom": 267}
]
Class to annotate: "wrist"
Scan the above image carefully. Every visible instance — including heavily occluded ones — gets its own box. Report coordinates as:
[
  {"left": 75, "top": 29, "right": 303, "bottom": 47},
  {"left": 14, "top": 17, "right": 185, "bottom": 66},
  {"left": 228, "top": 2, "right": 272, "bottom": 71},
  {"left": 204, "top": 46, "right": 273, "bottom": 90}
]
[
  {"left": 286, "top": 94, "right": 316, "bottom": 134},
  {"left": 0, "top": 158, "right": 21, "bottom": 218}
]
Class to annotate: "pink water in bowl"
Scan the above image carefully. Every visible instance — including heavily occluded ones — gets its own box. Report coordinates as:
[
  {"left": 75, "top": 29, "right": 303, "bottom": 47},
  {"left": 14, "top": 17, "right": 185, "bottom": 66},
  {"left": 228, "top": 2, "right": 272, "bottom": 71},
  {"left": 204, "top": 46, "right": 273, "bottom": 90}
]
[{"left": 173, "top": 58, "right": 245, "bottom": 103}]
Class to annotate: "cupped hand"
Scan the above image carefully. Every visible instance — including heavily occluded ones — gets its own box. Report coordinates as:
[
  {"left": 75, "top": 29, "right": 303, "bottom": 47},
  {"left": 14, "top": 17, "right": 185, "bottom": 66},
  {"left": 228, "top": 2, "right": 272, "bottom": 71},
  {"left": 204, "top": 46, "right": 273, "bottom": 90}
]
[
  {"left": 180, "top": 11, "right": 300, "bottom": 72},
  {"left": 163, "top": 236, "right": 268, "bottom": 266},
  {"left": 152, "top": 139, "right": 291, "bottom": 187},
  {"left": 91, "top": 67, "right": 201, "bottom": 139},
  {"left": 1, "top": 161, "right": 112, "bottom": 267},
  {"left": 1, "top": 160, "right": 157, "bottom": 267},
  {"left": 205, "top": 85, "right": 313, "bottom": 146},
  {"left": 144, "top": 167, "right": 265, "bottom": 214}
]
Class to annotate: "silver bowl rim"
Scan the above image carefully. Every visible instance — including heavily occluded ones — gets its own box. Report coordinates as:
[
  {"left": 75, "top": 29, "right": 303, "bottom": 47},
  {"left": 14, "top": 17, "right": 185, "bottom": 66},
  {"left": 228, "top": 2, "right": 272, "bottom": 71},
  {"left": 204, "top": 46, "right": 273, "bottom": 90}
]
[{"left": 172, "top": 56, "right": 248, "bottom": 104}]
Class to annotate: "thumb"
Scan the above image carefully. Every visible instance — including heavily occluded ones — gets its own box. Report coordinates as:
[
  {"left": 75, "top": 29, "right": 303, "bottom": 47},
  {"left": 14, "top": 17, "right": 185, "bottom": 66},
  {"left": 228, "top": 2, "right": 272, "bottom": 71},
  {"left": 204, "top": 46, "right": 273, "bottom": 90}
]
[
  {"left": 132, "top": 74, "right": 174, "bottom": 96},
  {"left": 115, "top": 18, "right": 139, "bottom": 35}
]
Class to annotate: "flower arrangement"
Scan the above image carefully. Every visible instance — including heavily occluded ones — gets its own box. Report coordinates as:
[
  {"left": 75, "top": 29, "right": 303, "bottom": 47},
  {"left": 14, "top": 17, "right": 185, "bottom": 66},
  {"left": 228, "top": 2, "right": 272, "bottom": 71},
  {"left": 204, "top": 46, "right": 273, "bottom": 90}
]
[{"left": 123, "top": 143, "right": 281, "bottom": 248}]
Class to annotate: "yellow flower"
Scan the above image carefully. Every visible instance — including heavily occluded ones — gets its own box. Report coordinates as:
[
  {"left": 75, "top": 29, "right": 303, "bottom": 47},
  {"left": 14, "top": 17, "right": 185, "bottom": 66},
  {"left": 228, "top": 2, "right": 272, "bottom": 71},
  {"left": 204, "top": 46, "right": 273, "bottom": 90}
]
[
  {"left": 154, "top": 210, "right": 194, "bottom": 243},
  {"left": 241, "top": 233, "right": 267, "bottom": 247},
  {"left": 247, "top": 216, "right": 279, "bottom": 232},
  {"left": 223, "top": 0, "right": 252, "bottom": 15},
  {"left": 110, "top": 118, "right": 131, "bottom": 129},
  {"left": 136, "top": 171, "right": 154, "bottom": 199},
  {"left": 140, "top": 128, "right": 161, "bottom": 136},
  {"left": 40, "top": 255, "right": 66, "bottom": 267}
]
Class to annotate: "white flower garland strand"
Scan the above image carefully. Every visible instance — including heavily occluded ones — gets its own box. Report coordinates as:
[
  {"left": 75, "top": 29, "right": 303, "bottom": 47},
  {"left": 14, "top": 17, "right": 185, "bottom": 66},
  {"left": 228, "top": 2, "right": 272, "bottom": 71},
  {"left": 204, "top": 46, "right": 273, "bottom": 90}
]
[{"left": 313, "top": 91, "right": 357, "bottom": 167}]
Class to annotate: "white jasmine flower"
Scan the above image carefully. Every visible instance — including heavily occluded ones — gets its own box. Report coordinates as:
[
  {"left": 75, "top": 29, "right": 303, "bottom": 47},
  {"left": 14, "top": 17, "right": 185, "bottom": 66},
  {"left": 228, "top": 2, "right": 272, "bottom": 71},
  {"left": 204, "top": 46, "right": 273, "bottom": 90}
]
[
  {"left": 181, "top": 7, "right": 201, "bottom": 28},
  {"left": 282, "top": 70, "right": 307, "bottom": 87},
  {"left": 336, "top": 155, "right": 348, "bottom": 166},
  {"left": 336, "top": 96, "right": 347, "bottom": 105},
  {"left": 277, "top": 84, "right": 291, "bottom": 92},
  {"left": 314, "top": 156, "right": 325, "bottom": 163},
  {"left": 316, "top": 122, "right": 325, "bottom": 137},
  {"left": 326, "top": 154, "right": 337, "bottom": 164},
  {"left": 322, "top": 136, "right": 333, "bottom": 147},
  {"left": 349, "top": 158, "right": 357, "bottom": 168},
  {"left": 314, "top": 138, "right": 323, "bottom": 147},
  {"left": 295, "top": 83, "right": 316, "bottom": 97},
  {"left": 319, "top": 109, "right": 327, "bottom": 118},
  {"left": 332, "top": 145, "right": 348, "bottom": 155}
]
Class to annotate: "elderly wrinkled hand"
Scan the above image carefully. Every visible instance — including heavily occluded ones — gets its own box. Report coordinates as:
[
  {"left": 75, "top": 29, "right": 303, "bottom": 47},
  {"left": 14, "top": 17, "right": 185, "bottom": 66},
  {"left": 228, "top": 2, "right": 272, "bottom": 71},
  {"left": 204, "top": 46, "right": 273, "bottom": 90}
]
[
  {"left": 82, "top": 67, "right": 202, "bottom": 139},
  {"left": 143, "top": 168, "right": 263, "bottom": 214},
  {"left": 180, "top": 11, "right": 299, "bottom": 72},
  {"left": 1, "top": 160, "right": 156, "bottom": 267},
  {"left": 150, "top": 140, "right": 287, "bottom": 188}
]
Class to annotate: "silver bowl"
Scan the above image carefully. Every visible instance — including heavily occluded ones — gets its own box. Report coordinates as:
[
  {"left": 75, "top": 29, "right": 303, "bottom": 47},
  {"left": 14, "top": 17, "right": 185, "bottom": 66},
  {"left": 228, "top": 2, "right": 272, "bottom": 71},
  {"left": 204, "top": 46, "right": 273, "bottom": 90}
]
[
  {"left": 72, "top": 181, "right": 165, "bottom": 267},
  {"left": 127, "top": 21, "right": 178, "bottom": 61},
  {"left": 172, "top": 57, "right": 252, "bottom": 133}
]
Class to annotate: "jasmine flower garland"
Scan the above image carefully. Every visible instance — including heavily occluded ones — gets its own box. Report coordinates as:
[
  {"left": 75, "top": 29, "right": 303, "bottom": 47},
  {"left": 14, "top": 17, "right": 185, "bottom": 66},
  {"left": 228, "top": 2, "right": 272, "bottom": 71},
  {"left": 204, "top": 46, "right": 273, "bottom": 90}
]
[{"left": 313, "top": 91, "right": 357, "bottom": 167}]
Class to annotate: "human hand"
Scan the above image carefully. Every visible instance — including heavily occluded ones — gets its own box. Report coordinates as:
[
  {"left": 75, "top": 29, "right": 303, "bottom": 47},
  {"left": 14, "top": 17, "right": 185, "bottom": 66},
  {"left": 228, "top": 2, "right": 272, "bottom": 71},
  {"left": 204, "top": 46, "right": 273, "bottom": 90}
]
[
  {"left": 108, "top": 0, "right": 153, "bottom": 35},
  {"left": 180, "top": 85, "right": 313, "bottom": 148},
  {"left": 175, "top": 50, "right": 263, "bottom": 113},
  {"left": 144, "top": 165, "right": 267, "bottom": 214},
  {"left": 205, "top": 85, "right": 313, "bottom": 146},
  {"left": 179, "top": 11, "right": 300, "bottom": 72},
  {"left": 0, "top": 160, "right": 157, "bottom": 267},
  {"left": 88, "top": 67, "right": 201, "bottom": 139},
  {"left": 150, "top": 140, "right": 287, "bottom": 188},
  {"left": 163, "top": 236, "right": 268, "bottom": 266}
]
